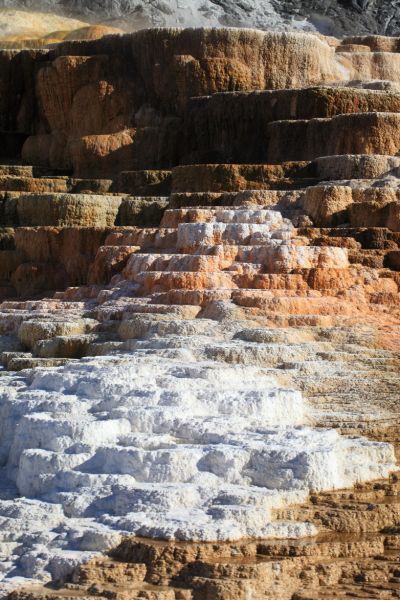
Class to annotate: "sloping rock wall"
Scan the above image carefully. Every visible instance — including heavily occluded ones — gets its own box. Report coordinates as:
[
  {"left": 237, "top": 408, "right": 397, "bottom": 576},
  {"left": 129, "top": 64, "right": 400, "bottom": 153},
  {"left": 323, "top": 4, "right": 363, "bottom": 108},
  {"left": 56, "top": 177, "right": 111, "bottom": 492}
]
[
  {"left": 4, "top": 28, "right": 400, "bottom": 175},
  {"left": 0, "top": 29, "right": 354, "bottom": 173}
]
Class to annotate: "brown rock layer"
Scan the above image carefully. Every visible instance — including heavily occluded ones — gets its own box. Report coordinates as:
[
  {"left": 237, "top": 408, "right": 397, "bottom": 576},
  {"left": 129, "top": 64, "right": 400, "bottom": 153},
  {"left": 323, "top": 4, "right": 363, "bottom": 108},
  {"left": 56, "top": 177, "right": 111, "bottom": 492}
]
[{"left": 4, "top": 28, "right": 400, "bottom": 175}]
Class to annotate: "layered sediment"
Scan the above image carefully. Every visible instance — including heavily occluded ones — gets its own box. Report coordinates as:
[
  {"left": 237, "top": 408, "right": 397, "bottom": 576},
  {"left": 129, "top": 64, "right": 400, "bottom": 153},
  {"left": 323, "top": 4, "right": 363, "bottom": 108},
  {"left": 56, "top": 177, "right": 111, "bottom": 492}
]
[{"left": 0, "top": 27, "right": 399, "bottom": 600}]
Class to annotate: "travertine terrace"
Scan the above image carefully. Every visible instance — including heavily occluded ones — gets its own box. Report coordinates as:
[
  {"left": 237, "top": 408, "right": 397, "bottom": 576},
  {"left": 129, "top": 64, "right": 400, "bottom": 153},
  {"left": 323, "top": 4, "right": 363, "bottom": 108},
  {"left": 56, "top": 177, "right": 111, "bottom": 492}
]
[{"left": 0, "top": 27, "right": 400, "bottom": 599}]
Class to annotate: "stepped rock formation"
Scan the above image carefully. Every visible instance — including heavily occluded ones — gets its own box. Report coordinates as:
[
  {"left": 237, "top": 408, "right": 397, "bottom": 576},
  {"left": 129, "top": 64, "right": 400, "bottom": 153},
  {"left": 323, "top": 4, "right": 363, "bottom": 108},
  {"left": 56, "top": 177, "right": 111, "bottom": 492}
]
[{"left": 0, "top": 26, "right": 399, "bottom": 600}]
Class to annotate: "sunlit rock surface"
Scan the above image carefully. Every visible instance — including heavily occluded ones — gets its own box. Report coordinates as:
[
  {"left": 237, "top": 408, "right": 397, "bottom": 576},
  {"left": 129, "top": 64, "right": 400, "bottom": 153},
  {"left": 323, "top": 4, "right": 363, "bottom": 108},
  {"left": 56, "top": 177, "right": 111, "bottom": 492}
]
[
  {"left": 0, "top": 9, "right": 123, "bottom": 49},
  {"left": 0, "top": 26, "right": 399, "bottom": 600},
  {"left": 4, "top": 0, "right": 400, "bottom": 36}
]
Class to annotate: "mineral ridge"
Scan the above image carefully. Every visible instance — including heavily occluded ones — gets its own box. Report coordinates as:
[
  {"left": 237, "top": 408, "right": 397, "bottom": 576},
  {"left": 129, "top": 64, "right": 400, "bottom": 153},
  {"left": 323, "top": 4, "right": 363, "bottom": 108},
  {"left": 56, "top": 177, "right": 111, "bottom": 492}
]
[{"left": 0, "top": 26, "right": 399, "bottom": 600}]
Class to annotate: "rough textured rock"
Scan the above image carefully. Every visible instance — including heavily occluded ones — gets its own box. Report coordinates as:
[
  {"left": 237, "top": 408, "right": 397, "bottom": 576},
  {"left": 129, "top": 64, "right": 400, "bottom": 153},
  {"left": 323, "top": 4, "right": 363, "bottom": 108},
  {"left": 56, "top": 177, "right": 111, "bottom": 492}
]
[
  {"left": 21, "top": 53, "right": 137, "bottom": 172},
  {"left": 4, "top": 0, "right": 400, "bottom": 36},
  {"left": 13, "top": 194, "right": 122, "bottom": 227},
  {"left": 267, "top": 112, "right": 400, "bottom": 163},
  {"left": 0, "top": 25, "right": 400, "bottom": 600},
  {"left": 314, "top": 154, "right": 400, "bottom": 180},
  {"left": 6, "top": 28, "right": 400, "bottom": 176},
  {"left": 68, "top": 130, "right": 137, "bottom": 177},
  {"left": 12, "top": 227, "right": 110, "bottom": 293},
  {"left": 181, "top": 88, "right": 400, "bottom": 164},
  {"left": 112, "top": 170, "right": 172, "bottom": 196},
  {"left": 0, "top": 191, "right": 399, "bottom": 597},
  {"left": 172, "top": 163, "right": 315, "bottom": 193},
  {"left": 2, "top": 29, "right": 351, "bottom": 175}
]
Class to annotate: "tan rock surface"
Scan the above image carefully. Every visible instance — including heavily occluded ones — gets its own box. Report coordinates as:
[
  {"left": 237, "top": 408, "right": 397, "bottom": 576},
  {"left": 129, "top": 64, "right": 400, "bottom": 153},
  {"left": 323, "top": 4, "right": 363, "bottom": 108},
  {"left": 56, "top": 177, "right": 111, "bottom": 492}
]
[
  {"left": 172, "top": 163, "right": 314, "bottom": 193},
  {"left": 314, "top": 154, "right": 400, "bottom": 180},
  {"left": 267, "top": 112, "right": 400, "bottom": 163},
  {"left": 68, "top": 130, "right": 137, "bottom": 178},
  {"left": 13, "top": 194, "right": 122, "bottom": 227}
]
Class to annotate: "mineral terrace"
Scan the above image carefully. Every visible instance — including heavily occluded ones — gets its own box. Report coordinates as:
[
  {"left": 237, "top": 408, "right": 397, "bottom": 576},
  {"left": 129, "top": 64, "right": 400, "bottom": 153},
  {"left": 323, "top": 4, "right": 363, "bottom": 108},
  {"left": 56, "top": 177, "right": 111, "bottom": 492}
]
[{"left": 0, "top": 27, "right": 399, "bottom": 600}]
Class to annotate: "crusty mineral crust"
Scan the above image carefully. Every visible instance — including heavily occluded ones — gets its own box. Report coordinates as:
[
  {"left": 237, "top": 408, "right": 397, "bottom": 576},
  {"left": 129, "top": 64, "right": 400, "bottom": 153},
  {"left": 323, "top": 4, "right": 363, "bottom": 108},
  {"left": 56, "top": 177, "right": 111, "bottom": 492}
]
[
  {"left": 3, "top": 28, "right": 398, "bottom": 176},
  {"left": 4, "top": 29, "right": 400, "bottom": 177},
  {"left": 8, "top": 445, "right": 400, "bottom": 599},
  {"left": 0, "top": 26, "right": 400, "bottom": 600}
]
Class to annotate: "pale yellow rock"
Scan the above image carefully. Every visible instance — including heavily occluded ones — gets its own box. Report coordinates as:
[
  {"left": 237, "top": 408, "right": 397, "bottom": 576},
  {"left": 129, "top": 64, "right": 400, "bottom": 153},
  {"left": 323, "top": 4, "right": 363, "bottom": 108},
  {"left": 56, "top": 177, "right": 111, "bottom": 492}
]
[
  {"left": 0, "top": 9, "right": 88, "bottom": 41},
  {"left": 18, "top": 319, "right": 96, "bottom": 349}
]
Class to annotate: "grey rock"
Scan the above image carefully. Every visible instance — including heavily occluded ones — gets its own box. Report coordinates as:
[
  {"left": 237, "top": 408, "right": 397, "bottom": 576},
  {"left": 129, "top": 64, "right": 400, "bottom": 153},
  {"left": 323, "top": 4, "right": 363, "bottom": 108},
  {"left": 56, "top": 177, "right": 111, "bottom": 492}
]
[{"left": 3, "top": 0, "right": 400, "bottom": 35}]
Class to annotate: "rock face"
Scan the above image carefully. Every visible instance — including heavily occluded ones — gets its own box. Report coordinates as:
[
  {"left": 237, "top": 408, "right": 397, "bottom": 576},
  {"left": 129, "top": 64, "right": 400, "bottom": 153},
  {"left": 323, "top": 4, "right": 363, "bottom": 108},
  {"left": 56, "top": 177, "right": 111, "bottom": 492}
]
[
  {"left": 0, "top": 26, "right": 400, "bottom": 600},
  {"left": 6, "top": 28, "right": 400, "bottom": 177},
  {"left": 3, "top": 0, "right": 400, "bottom": 36},
  {"left": 0, "top": 29, "right": 356, "bottom": 175}
]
